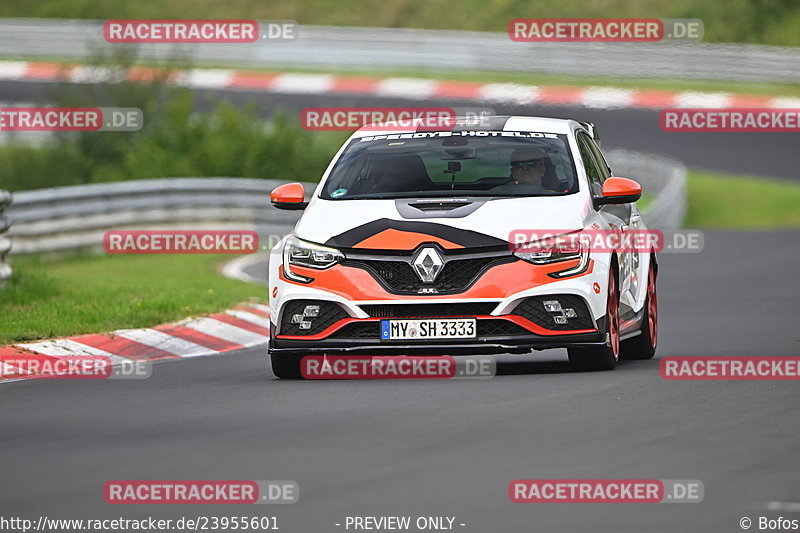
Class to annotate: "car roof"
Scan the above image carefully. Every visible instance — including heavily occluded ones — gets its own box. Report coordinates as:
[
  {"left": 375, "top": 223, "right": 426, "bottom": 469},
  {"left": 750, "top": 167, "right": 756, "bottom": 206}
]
[{"left": 352, "top": 115, "right": 582, "bottom": 137}]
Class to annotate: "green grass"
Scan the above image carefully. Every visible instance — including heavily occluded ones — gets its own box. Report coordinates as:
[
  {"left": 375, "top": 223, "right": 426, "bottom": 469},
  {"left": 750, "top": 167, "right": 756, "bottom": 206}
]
[
  {"left": 685, "top": 170, "right": 800, "bottom": 228},
  {"left": 0, "top": 252, "right": 265, "bottom": 344},
  {"left": 3, "top": 0, "right": 800, "bottom": 47},
  {"left": 636, "top": 193, "right": 654, "bottom": 211}
]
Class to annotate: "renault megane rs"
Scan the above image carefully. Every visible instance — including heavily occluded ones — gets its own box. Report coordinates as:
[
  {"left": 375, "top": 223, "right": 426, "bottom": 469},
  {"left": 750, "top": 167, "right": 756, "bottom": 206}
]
[{"left": 267, "top": 116, "right": 658, "bottom": 378}]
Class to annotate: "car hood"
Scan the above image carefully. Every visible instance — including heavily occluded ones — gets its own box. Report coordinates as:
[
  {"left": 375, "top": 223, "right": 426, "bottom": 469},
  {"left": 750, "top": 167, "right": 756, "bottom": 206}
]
[{"left": 294, "top": 195, "right": 591, "bottom": 250}]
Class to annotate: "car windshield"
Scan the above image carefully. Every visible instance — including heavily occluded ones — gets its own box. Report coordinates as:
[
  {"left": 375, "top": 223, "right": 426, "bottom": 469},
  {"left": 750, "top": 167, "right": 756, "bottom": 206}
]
[{"left": 320, "top": 131, "right": 578, "bottom": 200}]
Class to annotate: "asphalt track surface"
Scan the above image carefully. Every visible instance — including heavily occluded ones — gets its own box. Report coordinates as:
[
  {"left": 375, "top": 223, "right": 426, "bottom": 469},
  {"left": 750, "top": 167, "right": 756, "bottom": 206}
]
[
  {"left": 2, "top": 230, "right": 799, "bottom": 532},
  {"left": 1, "top": 78, "right": 800, "bottom": 532},
  {"left": 1, "top": 79, "right": 799, "bottom": 180}
]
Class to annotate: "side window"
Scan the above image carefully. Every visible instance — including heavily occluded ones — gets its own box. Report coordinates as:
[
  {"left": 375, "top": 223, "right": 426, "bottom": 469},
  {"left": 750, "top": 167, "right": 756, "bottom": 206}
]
[
  {"left": 577, "top": 133, "right": 603, "bottom": 196},
  {"left": 586, "top": 137, "right": 611, "bottom": 181}
]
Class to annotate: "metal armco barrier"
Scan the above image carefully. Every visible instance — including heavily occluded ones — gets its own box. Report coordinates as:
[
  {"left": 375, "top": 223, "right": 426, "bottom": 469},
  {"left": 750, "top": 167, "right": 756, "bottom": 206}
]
[
  {"left": 606, "top": 149, "right": 687, "bottom": 230},
  {"left": 0, "top": 19, "right": 798, "bottom": 83},
  {"left": 5, "top": 178, "right": 305, "bottom": 254},
  {"left": 5, "top": 150, "right": 686, "bottom": 255},
  {"left": 0, "top": 189, "right": 12, "bottom": 287}
]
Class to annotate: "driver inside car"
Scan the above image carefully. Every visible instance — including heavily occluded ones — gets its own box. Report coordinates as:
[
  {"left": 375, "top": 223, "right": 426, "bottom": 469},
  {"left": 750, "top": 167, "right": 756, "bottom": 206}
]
[
  {"left": 510, "top": 146, "right": 550, "bottom": 190},
  {"left": 491, "top": 146, "right": 557, "bottom": 193}
]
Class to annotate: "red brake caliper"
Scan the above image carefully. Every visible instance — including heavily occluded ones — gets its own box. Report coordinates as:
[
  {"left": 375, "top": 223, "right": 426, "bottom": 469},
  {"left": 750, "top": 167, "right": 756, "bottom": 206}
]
[
  {"left": 648, "top": 264, "right": 658, "bottom": 348},
  {"left": 609, "top": 273, "right": 619, "bottom": 357}
]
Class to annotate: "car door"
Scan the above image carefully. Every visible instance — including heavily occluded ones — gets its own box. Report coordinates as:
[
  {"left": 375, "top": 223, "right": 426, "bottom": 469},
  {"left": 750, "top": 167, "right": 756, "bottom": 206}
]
[{"left": 576, "top": 132, "right": 638, "bottom": 317}]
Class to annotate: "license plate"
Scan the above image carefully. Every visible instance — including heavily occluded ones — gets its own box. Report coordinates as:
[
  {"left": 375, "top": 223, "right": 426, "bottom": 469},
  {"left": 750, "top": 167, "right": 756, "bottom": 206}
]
[{"left": 380, "top": 318, "right": 477, "bottom": 340}]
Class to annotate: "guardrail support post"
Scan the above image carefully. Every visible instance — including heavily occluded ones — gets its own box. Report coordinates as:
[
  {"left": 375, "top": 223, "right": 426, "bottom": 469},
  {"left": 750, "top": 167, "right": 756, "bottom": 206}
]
[{"left": 0, "top": 189, "right": 12, "bottom": 288}]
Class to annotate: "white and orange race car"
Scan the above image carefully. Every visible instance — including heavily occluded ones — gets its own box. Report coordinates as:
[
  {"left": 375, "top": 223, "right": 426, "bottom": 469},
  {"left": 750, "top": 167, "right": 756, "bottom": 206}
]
[{"left": 267, "top": 116, "right": 658, "bottom": 378}]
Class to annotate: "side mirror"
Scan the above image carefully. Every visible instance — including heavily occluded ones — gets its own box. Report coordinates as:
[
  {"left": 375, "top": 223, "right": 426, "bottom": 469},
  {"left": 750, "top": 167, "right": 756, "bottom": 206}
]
[
  {"left": 594, "top": 177, "right": 642, "bottom": 207},
  {"left": 270, "top": 182, "right": 308, "bottom": 210}
]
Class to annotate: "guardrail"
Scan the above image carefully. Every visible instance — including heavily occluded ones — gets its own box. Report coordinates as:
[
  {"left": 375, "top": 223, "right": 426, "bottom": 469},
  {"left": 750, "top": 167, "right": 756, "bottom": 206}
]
[
  {"left": 5, "top": 150, "right": 686, "bottom": 256},
  {"left": 5, "top": 178, "right": 305, "bottom": 254},
  {"left": 0, "top": 19, "right": 799, "bottom": 83},
  {"left": 606, "top": 149, "right": 687, "bottom": 229},
  {"left": 0, "top": 189, "right": 12, "bottom": 287}
]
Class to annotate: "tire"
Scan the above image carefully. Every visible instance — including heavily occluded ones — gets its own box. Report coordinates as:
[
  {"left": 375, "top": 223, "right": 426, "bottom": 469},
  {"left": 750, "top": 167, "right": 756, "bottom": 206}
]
[
  {"left": 270, "top": 351, "right": 303, "bottom": 379},
  {"left": 568, "top": 268, "right": 620, "bottom": 371},
  {"left": 620, "top": 259, "right": 658, "bottom": 360}
]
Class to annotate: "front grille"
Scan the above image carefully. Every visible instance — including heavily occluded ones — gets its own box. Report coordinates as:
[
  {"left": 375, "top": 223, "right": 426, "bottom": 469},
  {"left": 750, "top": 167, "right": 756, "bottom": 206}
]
[
  {"left": 360, "top": 302, "right": 497, "bottom": 318},
  {"left": 477, "top": 320, "right": 532, "bottom": 337},
  {"left": 513, "top": 295, "right": 595, "bottom": 331},
  {"left": 279, "top": 300, "right": 349, "bottom": 336},
  {"left": 346, "top": 256, "right": 514, "bottom": 295},
  {"left": 330, "top": 322, "right": 379, "bottom": 339}
]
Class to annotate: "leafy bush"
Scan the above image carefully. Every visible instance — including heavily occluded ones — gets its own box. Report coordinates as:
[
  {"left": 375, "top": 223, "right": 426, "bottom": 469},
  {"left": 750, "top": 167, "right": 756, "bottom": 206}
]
[{"left": 0, "top": 51, "right": 348, "bottom": 191}]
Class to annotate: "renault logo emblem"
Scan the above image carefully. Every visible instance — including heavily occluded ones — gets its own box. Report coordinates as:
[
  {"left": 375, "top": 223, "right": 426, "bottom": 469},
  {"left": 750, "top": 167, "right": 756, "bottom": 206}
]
[{"left": 412, "top": 247, "right": 444, "bottom": 283}]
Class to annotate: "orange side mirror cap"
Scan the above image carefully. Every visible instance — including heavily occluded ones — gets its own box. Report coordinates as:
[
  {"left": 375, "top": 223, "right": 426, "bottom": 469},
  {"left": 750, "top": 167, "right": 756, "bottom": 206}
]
[
  {"left": 270, "top": 182, "right": 308, "bottom": 210},
  {"left": 595, "top": 177, "right": 642, "bottom": 207}
]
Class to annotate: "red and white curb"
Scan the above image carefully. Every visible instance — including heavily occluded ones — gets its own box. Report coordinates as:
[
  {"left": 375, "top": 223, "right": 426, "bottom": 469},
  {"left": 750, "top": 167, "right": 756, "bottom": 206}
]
[
  {"left": 0, "top": 302, "right": 270, "bottom": 383},
  {"left": 0, "top": 60, "right": 798, "bottom": 110}
]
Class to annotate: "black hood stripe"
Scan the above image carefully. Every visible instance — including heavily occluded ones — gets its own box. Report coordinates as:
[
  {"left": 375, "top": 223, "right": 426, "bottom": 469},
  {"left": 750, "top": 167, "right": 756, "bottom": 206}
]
[{"left": 325, "top": 218, "right": 508, "bottom": 249}]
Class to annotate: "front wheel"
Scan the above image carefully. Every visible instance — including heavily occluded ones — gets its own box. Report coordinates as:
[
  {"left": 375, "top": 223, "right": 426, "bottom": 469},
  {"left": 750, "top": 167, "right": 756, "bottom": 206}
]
[
  {"left": 568, "top": 269, "right": 620, "bottom": 371},
  {"left": 270, "top": 351, "right": 303, "bottom": 379},
  {"left": 620, "top": 260, "right": 657, "bottom": 360}
]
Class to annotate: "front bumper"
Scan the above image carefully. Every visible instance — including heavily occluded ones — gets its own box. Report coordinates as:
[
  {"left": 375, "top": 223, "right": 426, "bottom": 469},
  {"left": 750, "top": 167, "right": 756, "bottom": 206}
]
[
  {"left": 270, "top": 245, "right": 610, "bottom": 357},
  {"left": 269, "top": 293, "right": 607, "bottom": 357},
  {"left": 269, "top": 330, "right": 607, "bottom": 357}
]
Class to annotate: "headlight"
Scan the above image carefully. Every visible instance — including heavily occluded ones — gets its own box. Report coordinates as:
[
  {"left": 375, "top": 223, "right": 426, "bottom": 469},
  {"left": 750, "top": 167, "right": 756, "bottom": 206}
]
[
  {"left": 282, "top": 236, "right": 344, "bottom": 282},
  {"left": 514, "top": 246, "right": 583, "bottom": 264},
  {"left": 513, "top": 233, "right": 590, "bottom": 278}
]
